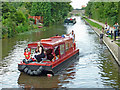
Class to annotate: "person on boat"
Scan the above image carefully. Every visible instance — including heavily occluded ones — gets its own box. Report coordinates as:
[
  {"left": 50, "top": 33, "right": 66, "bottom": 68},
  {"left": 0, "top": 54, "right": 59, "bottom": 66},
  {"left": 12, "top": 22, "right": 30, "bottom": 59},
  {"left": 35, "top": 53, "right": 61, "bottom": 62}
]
[
  {"left": 23, "top": 48, "right": 32, "bottom": 64},
  {"left": 67, "top": 30, "right": 75, "bottom": 43},
  {"left": 46, "top": 49, "right": 54, "bottom": 61},
  {"left": 35, "top": 42, "right": 45, "bottom": 62}
]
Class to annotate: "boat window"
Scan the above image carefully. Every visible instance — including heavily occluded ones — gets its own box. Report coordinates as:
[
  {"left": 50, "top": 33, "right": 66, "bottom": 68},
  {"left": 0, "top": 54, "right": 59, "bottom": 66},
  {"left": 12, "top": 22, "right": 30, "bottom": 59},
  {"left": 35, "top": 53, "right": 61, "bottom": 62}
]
[
  {"left": 54, "top": 46, "right": 60, "bottom": 60},
  {"left": 60, "top": 44, "right": 65, "bottom": 55},
  {"left": 46, "top": 49, "right": 54, "bottom": 61},
  {"left": 54, "top": 46, "right": 59, "bottom": 56},
  {"left": 65, "top": 43, "right": 69, "bottom": 51}
]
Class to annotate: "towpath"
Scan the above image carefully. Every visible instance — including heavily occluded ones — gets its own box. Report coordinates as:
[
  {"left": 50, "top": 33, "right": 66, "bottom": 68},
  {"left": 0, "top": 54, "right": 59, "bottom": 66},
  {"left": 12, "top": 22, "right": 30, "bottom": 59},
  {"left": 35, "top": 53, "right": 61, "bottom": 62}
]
[{"left": 89, "top": 18, "right": 120, "bottom": 45}]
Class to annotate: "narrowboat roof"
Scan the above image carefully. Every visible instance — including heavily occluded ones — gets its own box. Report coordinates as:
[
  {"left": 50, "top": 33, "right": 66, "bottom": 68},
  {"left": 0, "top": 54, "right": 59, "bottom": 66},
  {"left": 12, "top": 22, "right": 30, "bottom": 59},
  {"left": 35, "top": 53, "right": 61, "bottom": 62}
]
[{"left": 28, "top": 36, "right": 72, "bottom": 48}]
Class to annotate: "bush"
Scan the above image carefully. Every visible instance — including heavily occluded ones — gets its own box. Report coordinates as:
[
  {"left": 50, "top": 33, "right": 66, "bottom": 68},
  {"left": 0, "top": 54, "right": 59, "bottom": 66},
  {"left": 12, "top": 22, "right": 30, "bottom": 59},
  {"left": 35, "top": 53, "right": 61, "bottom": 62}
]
[
  {"left": 2, "top": 27, "right": 8, "bottom": 38},
  {"left": 29, "top": 18, "right": 35, "bottom": 23}
]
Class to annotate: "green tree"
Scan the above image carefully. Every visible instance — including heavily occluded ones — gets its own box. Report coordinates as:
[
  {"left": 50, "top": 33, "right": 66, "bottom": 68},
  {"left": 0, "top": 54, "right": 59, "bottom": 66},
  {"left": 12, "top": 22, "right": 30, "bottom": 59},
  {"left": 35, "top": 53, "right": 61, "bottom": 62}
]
[
  {"left": 2, "top": 2, "right": 72, "bottom": 38},
  {"left": 85, "top": 2, "right": 118, "bottom": 26},
  {"left": 118, "top": 2, "right": 120, "bottom": 25}
]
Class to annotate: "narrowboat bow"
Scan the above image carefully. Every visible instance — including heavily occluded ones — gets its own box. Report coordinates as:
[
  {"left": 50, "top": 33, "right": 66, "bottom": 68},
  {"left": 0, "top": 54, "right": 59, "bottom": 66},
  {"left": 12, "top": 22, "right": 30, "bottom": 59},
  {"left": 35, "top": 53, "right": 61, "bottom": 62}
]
[{"left": 18, "top": 35, "right": 79, "bottom": 76}]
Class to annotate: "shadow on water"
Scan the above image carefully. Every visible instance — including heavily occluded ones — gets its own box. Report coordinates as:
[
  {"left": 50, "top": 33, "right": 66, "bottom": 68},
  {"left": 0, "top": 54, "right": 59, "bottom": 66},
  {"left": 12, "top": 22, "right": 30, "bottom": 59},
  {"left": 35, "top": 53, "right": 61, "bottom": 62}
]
[{"left": 1, "top": 16, "right": 120, "bottom": 89}]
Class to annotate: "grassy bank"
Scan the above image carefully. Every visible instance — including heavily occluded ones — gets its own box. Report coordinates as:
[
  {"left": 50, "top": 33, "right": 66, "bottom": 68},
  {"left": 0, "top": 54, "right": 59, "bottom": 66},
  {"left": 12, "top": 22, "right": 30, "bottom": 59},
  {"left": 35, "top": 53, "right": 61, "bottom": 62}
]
[
  {"left": 116, "top": 39, "right": 120, "bottom": 47},
  {"left": 83, "top": 17, "right": 120, "bottom": 47},
  {"left": 83, "top": 17, "right": 102, "bottom": 30},
  {"left": 116, "top": 43, "right": 120, "bottom": 47}
]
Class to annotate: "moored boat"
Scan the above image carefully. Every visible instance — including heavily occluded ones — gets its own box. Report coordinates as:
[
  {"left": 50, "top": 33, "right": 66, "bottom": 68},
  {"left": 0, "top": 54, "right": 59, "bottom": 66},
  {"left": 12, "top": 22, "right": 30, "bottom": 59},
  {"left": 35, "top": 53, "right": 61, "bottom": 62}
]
[
  {"left": 38, "top": 26, "right": 43, "bottom": 28},
  {"left": 18, "top": 35, "right": 79, "bottom": 76},
  {"left": 64, "top": 18, "right": 76, "bottom": 24}
]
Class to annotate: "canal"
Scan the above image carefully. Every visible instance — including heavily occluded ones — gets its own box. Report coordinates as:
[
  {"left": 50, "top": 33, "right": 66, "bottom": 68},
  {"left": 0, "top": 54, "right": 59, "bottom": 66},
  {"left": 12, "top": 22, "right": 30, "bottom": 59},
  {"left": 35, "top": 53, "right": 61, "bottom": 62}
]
[{"left": 1, "top": 16, "right": 120, "bottom": 89}]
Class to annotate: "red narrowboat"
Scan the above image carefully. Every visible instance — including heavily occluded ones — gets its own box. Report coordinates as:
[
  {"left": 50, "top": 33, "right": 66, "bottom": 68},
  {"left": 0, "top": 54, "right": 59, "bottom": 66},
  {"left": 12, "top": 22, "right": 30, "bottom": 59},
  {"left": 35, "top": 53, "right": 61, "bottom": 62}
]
[{"left": 18, "top": 35, "right": 79, "bottom": 76}]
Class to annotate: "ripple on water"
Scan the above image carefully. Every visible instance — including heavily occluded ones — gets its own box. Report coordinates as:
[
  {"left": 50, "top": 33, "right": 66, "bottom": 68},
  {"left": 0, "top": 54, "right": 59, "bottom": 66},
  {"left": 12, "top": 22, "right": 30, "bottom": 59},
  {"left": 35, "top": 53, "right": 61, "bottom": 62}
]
[{"left": 1, "top": 16, "right": 119, "bottom": 89}]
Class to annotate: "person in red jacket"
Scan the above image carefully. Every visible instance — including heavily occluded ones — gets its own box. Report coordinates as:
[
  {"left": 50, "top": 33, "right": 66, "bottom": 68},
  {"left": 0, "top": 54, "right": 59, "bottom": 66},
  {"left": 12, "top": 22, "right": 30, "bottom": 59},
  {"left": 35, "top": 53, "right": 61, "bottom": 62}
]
[
  {"left": 23, "top": 48, "right": 32, "bottom": 64},
  {"left": 24, "top": 48, "right": 31, "bottom": 60}
]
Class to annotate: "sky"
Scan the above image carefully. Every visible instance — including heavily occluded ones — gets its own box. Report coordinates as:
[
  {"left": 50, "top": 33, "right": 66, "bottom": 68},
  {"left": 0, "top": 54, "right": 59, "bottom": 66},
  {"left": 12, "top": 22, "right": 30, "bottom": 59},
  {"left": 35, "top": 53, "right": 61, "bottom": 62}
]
[{"left": 70, "top": 0, "right": 90, "bottom": 9}]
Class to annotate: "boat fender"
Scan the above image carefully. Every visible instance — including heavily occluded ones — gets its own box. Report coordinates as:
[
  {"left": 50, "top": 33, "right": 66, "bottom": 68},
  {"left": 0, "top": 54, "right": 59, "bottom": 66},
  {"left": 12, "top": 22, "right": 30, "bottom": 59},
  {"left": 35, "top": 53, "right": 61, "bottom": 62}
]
[
  {"left": 23, "top": 66, "right": 43, "bottom": 75},
  {"left": 24, "top": 67, "right": 28, "bottom": 73},
  {"left": 37, "top": 66, "right": 43, "bottom": 74},
  {"left": 27, "top": 69, "right": 34, "bottom": 76},
  {"left": 27, "top": 69, "right": 32, "bottom": 75},
  {"left": 35, "top": 67, "right": 42, "bottom": 75},
  {"left": 47, "top": 74, "right": 53, "bottom": 77},
  {"left": 33, "top": 70, "right": 38, "bottom": 75},
  {"left": 29, "top": 71, "right": 34, "bottom": 76},
  {"left": 28, "top": 66, "right": 43, "bottom": 75}
]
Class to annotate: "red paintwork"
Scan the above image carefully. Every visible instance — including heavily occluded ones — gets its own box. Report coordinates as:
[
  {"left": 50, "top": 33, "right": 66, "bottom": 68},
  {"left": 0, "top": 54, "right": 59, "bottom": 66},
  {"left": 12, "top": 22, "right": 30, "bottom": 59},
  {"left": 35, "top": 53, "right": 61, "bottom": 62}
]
[
  {"left": 52, "top": 49, "right": 79, "bottom": 68},
  {"left": 18, "top": 49, "right": 79, "bottom": 68},
  {"left": 19, "top": 36, "right": 79, "bottom": 69},
  {"left": 28, "top": 36, "right": 73, "bottom": 48}
]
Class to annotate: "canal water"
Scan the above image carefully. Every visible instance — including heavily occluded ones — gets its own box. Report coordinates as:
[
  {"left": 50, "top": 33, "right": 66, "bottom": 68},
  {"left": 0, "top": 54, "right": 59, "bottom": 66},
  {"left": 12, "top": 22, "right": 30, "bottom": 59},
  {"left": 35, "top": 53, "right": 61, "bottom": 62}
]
[{"left": 1, "top": 16, "right": 120, "bottom": 89}]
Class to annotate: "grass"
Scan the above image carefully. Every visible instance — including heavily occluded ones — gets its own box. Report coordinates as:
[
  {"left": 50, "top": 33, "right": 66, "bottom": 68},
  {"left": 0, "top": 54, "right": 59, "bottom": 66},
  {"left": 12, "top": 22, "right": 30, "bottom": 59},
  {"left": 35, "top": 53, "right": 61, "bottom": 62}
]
[
  {"left": 83, "top": 16, "right": 120, "bottom": 47},
  {"left": 116, "top": 39, "right": 120, "bottom": 42},
  {"left": 83, "top": 17, "right": 102, "bottom": 30},
  {"left": 116, "top": 43, "right": 120, "bottom": 47}
]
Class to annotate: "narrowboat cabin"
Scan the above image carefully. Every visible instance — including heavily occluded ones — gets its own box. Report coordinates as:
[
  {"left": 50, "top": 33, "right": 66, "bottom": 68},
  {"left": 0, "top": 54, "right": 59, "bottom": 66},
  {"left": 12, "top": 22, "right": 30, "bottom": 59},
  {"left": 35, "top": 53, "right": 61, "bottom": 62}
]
[{"left": 18, "top": 35, "right": 79, "bottom": 76}]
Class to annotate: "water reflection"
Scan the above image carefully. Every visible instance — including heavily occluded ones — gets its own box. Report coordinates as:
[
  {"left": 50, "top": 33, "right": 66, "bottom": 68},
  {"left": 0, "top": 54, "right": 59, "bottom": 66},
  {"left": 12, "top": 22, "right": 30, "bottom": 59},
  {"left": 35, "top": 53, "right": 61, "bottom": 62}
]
[
  {"left": 18, "top": 73, "right": 60, "bottom": 88},
  {"left": 1, "top": 16, "right": 120, "bottom": 89}
]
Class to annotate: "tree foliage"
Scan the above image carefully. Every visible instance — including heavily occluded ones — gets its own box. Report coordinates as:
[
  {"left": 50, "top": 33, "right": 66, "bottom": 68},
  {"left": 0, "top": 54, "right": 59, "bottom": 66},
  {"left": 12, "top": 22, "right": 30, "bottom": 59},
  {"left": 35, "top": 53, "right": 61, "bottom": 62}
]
[
  {"left": 85, "top": 2, "right": 118, "bottom": 26},
  {"left": 2, "top": 2, "right": 72, "bottom": 38},
  {"left": 30, "top": 2, "right": 72, "bottom": 25},
  {"left": 118, "top": 2, "right": 120, "bottom": 25}
]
